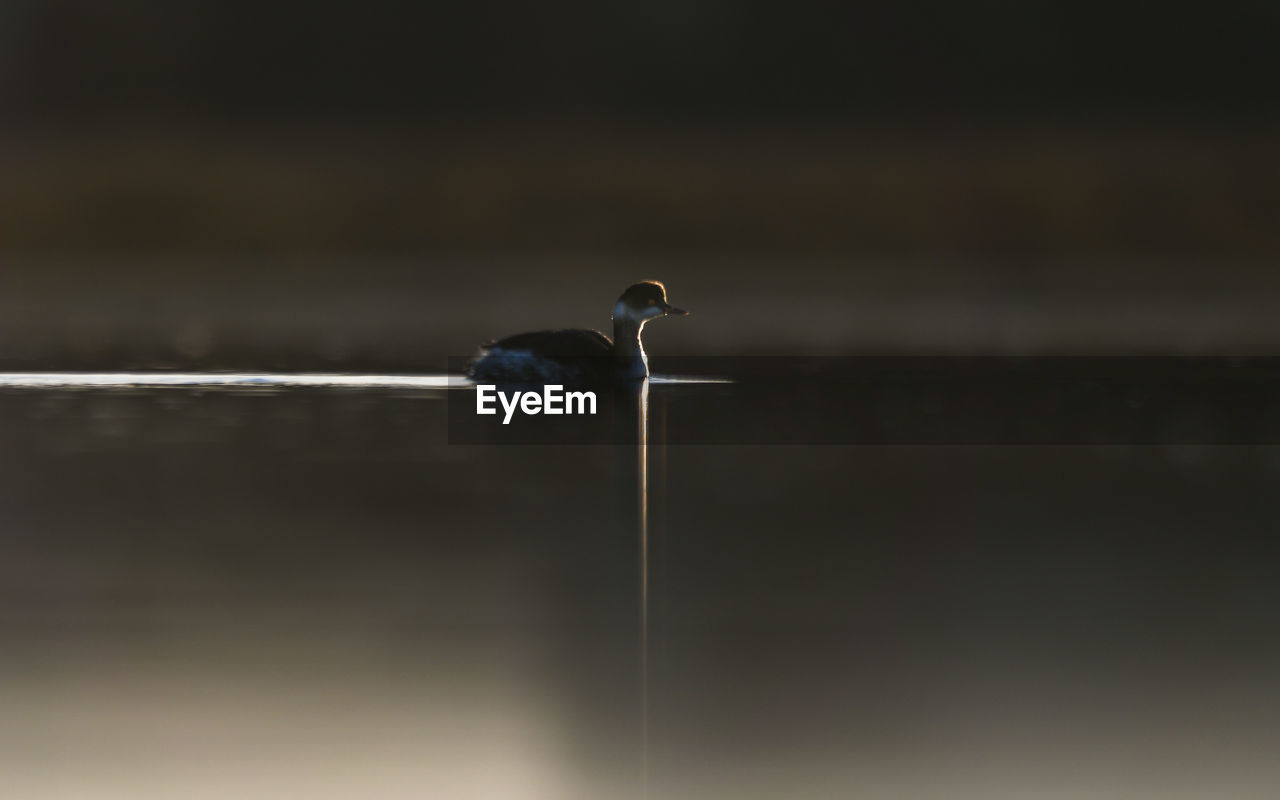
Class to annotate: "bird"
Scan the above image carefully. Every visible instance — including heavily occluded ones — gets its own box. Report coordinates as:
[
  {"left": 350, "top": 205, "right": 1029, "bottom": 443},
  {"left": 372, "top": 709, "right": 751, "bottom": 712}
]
[{"left": 469, "top": 281, "right": 688, "bottom": 385}]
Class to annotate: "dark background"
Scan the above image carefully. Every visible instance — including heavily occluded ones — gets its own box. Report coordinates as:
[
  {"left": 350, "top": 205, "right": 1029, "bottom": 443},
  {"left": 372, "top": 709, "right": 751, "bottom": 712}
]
[
  {"left": 3, "top": 1, "right": 1280, "bottom": 369},
  {"left": 6, "top": 2, "right": 1279, "bottom": 121}
]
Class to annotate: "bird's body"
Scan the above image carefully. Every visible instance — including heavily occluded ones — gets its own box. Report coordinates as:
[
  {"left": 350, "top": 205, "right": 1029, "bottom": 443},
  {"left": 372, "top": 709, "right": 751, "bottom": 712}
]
[
  {"left": 469, "top": 282, "right": 688, "bottom": 385},
  {"left": 470, "top": 328, "right": 616, "bottom": 384}
]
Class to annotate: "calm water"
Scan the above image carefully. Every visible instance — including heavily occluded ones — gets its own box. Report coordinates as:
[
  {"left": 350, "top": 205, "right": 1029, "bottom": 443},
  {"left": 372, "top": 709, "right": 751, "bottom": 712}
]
[{"left": 2, "top": 367, "right": 1279, "bottom": 799}]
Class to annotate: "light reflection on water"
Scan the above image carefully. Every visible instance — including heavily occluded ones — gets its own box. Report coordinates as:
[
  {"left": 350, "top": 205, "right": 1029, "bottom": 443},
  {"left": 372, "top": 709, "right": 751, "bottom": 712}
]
[
  {"left": 0, "top": 371, "right": 468, "bottom": 389},
  {"left": 0, "top": 372, "right": 726, "bottom": 389}
]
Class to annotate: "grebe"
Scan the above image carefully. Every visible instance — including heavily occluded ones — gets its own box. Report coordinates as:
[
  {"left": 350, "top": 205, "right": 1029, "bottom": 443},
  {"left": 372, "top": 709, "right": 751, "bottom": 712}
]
[{"left": 469, "top": 281, "right": 688, "bottom": 384}]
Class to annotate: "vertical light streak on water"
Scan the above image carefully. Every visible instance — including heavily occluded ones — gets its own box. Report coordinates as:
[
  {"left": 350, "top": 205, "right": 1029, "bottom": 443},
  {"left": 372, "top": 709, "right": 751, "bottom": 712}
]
[{"left": 637, "top": 377, "right": 650, "bottom": 799}]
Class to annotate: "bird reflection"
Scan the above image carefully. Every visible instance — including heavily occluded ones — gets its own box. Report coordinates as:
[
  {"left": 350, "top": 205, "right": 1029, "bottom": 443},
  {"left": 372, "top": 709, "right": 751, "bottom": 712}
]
[{"left": 611, "top": 376, "right": 655, "bottom": 798}]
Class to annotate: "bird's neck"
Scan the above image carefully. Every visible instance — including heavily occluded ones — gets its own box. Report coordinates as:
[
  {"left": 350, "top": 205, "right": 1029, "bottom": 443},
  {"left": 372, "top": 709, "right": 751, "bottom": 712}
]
[{"left": 612, "top": 315, "right": 648, "bottom": 376}]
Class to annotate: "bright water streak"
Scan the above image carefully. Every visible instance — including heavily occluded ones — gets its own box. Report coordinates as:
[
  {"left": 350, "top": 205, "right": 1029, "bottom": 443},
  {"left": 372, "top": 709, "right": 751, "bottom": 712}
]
[
  {"left": 0, "top": 372, "right": 728, "bottom": 389},
  {"left": 0, "top": 372, "right": 468, "bottom": 389}
]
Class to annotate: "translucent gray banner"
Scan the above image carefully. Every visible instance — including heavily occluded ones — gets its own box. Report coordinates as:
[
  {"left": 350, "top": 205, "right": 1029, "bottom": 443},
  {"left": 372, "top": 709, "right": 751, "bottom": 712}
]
[{"left": 447, "top": 357, "right": 1280, "bottom": 445}]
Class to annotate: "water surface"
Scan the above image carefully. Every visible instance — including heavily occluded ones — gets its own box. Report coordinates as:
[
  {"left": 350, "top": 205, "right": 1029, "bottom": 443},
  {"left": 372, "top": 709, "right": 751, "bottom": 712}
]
[{"left": 1, "top": 367, "right": 1278, "bottom": 799}]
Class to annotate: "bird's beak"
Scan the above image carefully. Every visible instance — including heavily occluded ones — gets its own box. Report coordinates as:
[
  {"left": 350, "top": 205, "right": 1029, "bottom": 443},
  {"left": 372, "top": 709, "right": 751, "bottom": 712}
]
[{"left": 664, "top": 304, "right": 689, "bottom": 316}]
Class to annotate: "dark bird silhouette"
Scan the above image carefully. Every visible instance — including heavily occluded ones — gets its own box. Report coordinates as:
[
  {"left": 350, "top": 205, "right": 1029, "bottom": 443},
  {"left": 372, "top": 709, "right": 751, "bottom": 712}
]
[{"left": 469, "top": 281, "right": 688, "bottom": 384}]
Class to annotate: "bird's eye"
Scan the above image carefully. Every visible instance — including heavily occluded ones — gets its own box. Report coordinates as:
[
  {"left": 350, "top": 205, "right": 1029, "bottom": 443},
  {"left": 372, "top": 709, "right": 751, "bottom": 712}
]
[{"left": 647, "top": 299, "right": 656, "bottom": 305}]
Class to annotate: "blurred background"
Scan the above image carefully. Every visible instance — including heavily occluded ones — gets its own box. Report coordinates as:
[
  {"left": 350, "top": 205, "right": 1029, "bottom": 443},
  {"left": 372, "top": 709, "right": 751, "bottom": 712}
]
[
  {"left": 3, "top": 3, "right": 1280, "bottom": 799},
  {"left": 3, "top": 0, "right": 1279, "bottom": 366}
]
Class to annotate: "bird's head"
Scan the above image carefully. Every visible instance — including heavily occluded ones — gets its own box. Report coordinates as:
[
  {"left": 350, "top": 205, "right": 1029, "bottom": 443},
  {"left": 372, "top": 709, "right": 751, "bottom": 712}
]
[{"left": 613, "top": 281, "right": 689, "bottom": 326}]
